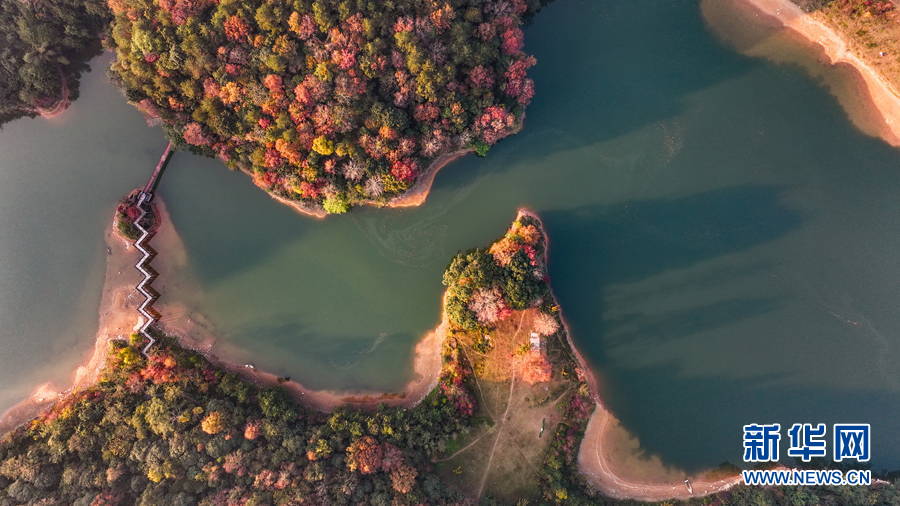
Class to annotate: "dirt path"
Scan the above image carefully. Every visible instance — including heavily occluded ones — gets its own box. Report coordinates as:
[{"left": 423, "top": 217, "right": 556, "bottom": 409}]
[
  {"left": 461, "top": 346, "right": 495, "bottom": 419},
  {"left": 474, "top": 311, "right": 528, "bottom": 499},
  {"left": 36, "top": 70, "right": 70, "bottom": 119},
  {"left": 476, "top": 373, "right": 517, "bottom": 499},
  {"left": 433, "top": 427, "right": 497, "bottom": 463}
]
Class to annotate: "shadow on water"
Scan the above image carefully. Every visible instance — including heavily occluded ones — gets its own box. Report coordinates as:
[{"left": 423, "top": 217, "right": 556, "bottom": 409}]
[
  {"left": 544, "top": 184, "right": 802, "bottom": 286},
  {"left": 145, "top": 0, "right": 900, "bottom": 472},
  {"left": 609, "top": 360, "right": 900, "bottom": 472},
  {"left": 158, "top": 0, "right": 776, "bottom": 284},
  {"left": 430, "top": 0, "right": 764, "bottom": 191},
  {"left": 604, "top": 296, "right": 781, "bottom": 348},
  {"left": 526, "top": 0, "right": 748, "bottom": 147},
  {"left": 540, "top": 184, "right": 804, "bottom": 470}
]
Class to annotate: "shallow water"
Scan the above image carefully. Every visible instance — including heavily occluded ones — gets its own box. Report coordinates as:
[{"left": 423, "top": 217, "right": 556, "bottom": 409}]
[
  {"left": 0, "top": 53, "right": 167, "bottom": 411},
  {"left": 2, "top": 0, "right": 899, "bottom": 471}
]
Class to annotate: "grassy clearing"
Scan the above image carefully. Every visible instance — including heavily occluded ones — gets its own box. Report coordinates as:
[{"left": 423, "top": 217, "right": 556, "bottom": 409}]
[{"left": 433, "top": 308, "right": 577, "bottom": 502}]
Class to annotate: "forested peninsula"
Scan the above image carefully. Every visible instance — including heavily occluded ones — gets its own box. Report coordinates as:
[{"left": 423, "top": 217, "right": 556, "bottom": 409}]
[
  {"left": 2, "top": 212, "right": 899, "bottom": 504},
  {"left": 108, "top": 0, "right": 542, "bottom": 214},
  {"left": 0, "top": 211, "right": 583, "bottom": 504},
  {"left": 0, "top": 0, "right": 108, "bottom": 125}
]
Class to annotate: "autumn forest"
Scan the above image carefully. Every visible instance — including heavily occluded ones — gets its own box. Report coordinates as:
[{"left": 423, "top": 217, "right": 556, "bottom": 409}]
[{"left": 108, "top": 0, "right": 543, "bottom": 213}]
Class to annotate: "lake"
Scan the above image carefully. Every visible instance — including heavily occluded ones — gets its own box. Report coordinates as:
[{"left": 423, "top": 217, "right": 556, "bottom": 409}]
[{"left": 1, "top": 0, "right": 898, "bottom": 471}]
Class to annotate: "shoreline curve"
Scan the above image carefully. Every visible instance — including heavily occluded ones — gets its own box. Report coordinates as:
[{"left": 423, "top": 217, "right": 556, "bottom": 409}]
[
  {"left": 520, "top": 210, "right": 744, "bottom": 501},
  {"left": 0, "top": 203, "right": 743, "bottom": 502},
  {"left": 0, "top": 193, "right": 447, "bottom": 432},
  {"left": 248, "top": 149, "right": 474, "bottom": 220},
  {"left": 0, "top": 197, "right": 745, "bottom": 502},
  {"left": 734, "top": 0, "right": 900, "bottom": 146},
  {"left": 249, "top": 120, "right": 523, "bottom": 219}
]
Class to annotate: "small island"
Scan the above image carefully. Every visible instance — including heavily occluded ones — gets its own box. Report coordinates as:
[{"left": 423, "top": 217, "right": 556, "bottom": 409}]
[{"left": 114, "top": 190, "right": 158, "bottom": 242}]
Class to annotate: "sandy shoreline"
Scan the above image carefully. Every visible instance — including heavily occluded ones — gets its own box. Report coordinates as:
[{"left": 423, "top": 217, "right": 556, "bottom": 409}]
[
  {"left": 577, "top": 408, "right": 743, "bottom": 502},
  {"left": 375, "top": 148, "right": 473, "bottom": 209},
  {"left": 4, "top": 5, "right": 892, "bottom": 497},
  {"left": 254, "top": 120, "right": 523, "bottom": 219},
  {"left": 213, "top": 312, "right": 445, "bottom": 412},
  {"left": 256, "top": 148, "right": 473, "bottom": 220},
  {"left": 0, "top": 198, "right": 212, "bottom": 433},
  {"left": 0, "top": 193, "right": 448, "bottom": 433},
  {"left": 0, "top": 193, "right": 731, "bottom": 501},
  {"left": 36, "top": 73, "right": 71, "bottom": 120},
  {"left": 563, "top": 1, "right": 900, "bottom": 498},
  {"left": 735, "top": 0, "right": 900, "bottom": 146},
  {"left": 0, "top": 200, "right": 144, "bottom": 433},
  {"left": 0, "top": 204, "right": 740, "bottom": 501},
  {"left": 518, "top": 209, "right": 744, "bottom": 501},
  {"left": 263, "top": 188, "right": 328, "bottom": 219}
]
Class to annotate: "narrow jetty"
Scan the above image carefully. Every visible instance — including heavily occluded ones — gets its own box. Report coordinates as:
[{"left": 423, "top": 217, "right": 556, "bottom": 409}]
[
  {"left": 133, "top": 142, "right": 174, "bottom": 356},
  {"left": 143, "top": 142, "right": 173, "bottom": 194}
]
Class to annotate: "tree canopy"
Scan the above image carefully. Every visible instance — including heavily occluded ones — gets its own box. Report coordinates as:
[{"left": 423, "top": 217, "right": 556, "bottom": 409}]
[
  {"left": 2, "top": 214, "right": 900, "bottom": 504},
  {"left": 0, "top": 334, "right": 470, "bottom": 504},
  {"left": 0, "top": 0, "right": 108, "bottom": 125},
  {"left": 108, "top": 0, "right": 542, "bottom": 212}
]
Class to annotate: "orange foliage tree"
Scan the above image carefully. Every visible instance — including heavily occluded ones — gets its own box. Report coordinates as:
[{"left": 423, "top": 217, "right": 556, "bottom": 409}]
[
  {"left": 201, "top": 411, "right": 226, "bottom": 435},
  {"left": 346, "top": 436, "right": 383, "bottom": 475}
]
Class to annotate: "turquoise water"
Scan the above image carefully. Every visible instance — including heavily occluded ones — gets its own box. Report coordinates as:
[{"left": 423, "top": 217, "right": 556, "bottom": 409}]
[
  {"left": 2, "top": 0, "right": 900, "bottom": 471},
  {"left": 0, "top": 53, "right": 165, "bottom": 410}
]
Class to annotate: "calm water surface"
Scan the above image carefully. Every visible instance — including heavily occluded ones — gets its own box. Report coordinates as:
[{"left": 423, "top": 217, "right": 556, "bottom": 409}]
[
  {"left": 0, "top": 53, "right": 165, "bottom": 411},
  {"left": 2, "top": 0, "right": 899, "bottom": 471}
]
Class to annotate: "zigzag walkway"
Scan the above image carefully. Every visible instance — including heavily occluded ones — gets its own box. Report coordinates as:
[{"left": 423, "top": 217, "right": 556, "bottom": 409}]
[{"left": 132, "top": 142, "right": 174, "bottom": 356}]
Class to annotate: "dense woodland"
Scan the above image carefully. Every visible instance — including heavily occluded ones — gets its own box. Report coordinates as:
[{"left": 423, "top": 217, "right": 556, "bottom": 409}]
[
  {"left": 1, "top": 0, "right": 899, "bottom": 502},
  {"left": 0, "top": 332, "right": 473, "bottom": 504},
  {"left": 0, "top": 214, "right": 589, "bottom": 504},
  {"left": 443, "top": 215, "right": 547, "bottom": 332},
  {"left": 108, "top": 0, "right": 543, "bottom": 213},
  {"left": 2, "top": 215, "right": 900, "bottom": 504},
  {"left": 0, "top": 0, "right": 108, "bottom": 125}
]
